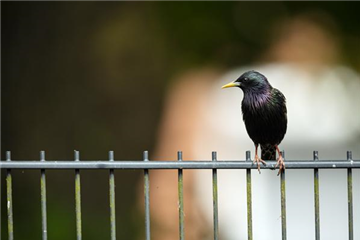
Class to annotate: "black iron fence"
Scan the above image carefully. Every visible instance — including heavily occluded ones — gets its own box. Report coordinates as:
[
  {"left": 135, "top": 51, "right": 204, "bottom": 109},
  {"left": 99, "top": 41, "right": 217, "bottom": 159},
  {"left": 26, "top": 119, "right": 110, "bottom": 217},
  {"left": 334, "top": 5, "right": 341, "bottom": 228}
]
[{"left": 1, "top": 150, "right": 359, "bottom": 240}]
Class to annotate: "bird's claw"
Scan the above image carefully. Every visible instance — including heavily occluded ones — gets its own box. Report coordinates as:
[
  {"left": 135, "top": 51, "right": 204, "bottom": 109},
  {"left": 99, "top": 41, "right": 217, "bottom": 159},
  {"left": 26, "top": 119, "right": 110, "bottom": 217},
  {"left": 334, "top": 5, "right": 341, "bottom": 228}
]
[
  {"left": 253, "top": 155, "right": 266, "bottom": 174},
  {"left": 275, "top": 155, "right": 285, "bottom": 176}
]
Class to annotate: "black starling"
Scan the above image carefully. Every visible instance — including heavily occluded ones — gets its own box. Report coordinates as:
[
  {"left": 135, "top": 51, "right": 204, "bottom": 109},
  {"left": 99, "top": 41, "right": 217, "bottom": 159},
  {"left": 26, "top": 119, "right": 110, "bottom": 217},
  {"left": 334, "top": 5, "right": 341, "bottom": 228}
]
[{"left": 222, "top": 70, "right": 287, "bottom": 175}]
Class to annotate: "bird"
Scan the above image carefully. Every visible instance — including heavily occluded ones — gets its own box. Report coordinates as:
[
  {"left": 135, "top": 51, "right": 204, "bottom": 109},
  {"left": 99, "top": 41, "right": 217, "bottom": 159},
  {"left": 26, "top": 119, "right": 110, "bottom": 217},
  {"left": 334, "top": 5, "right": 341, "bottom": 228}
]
[{"left": 222, "top": 70, "right": 287, "bottom": 175}]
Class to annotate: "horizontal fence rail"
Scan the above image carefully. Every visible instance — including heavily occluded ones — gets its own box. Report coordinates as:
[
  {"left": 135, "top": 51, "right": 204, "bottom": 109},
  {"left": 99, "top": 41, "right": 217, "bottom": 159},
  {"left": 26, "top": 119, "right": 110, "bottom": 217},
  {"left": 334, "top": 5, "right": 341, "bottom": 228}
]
[
  {"left": 1, "top": 160, "right": 360, "bottom": 169},
  {"left": 2, "top": 150, "right": 358, "bottom": 240}
]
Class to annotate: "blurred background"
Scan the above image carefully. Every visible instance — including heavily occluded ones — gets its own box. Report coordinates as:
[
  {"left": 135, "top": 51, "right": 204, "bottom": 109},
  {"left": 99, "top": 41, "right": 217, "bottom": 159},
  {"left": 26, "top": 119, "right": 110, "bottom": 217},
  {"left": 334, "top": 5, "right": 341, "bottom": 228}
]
[{"left": 1, "top": 2, "right": 360, "bottom": 240}]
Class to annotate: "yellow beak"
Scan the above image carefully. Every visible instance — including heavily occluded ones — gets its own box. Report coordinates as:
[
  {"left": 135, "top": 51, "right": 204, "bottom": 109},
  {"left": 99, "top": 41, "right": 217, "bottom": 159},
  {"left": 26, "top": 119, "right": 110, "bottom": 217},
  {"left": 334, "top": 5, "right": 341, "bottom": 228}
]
[{"left": 221, "top": 82, "right": 240, "bottom": 89}]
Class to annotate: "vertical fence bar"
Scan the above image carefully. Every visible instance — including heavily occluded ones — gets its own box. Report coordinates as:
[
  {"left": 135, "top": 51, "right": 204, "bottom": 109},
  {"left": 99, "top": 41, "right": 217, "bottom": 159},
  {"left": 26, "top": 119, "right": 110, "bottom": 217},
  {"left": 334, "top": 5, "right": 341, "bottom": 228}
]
[
  {"left": 6, "top": 151, "right": 14, "bottom": 240},
  {"left": 144, "top": 151, "right": 151, "bottom": 240},
  {"left": 313, "top": 151, "right": 320, "bottom": 240},
  {"left": 74, "top": 151, "right": 82, "bottom": 240},
  {"left": 40, "top": 151, "right": 48, "bottom": 240},
  {"left": 212, "top": 151, "right": 219, "bottom": 240},
  {"left": 347, "top": 151, "right": 353, "bottom": 240},
  {"left": 280, "top": 151, "right": 287, "bottom": 240},
  {"left": 246, "top": 151, "right": 253, "bottom": 240},
  {"left": 109, "top": 151, "right": 116, "bottom": 240},
  {"left": 178, "top": 151, "right": 185, "bottom": 240}
]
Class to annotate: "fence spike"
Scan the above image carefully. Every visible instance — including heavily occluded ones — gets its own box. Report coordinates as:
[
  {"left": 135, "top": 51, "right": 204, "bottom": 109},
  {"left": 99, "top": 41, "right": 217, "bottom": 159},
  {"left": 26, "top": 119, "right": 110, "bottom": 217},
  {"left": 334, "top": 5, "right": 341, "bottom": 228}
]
[
  {"left": 144, "top": 151, "right": 151, "bottom": 240},
  {"left": 347, "top": 151, "right": 353, "bottom": 240},
  {"left": 40, "top": 151, "right": 48, "bottom": 240},
  {"left": 109, "top": 151, "right": 116, "bottom": 240},
  {"left": 178, "top": 151, "right": 185, "bottom": 240},
  {"left": 212, "top": 151, "right": 219, "bottom": 240},
  {"left": 6, "top": 151, "right": 14, "bottom": 240},
  {"left": 246, "top": 151, "right": 253, "bottom": 240},
  {"left": 74, "top": 150, "right": 82, "bottom": 240}
]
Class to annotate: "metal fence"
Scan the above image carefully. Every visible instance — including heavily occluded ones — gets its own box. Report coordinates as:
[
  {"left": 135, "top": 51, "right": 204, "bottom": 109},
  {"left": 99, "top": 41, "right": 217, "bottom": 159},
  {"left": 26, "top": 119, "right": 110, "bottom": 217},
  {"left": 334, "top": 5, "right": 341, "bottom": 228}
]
[{"left": 1, "top": 150, "right": 359, "bottom": 240}]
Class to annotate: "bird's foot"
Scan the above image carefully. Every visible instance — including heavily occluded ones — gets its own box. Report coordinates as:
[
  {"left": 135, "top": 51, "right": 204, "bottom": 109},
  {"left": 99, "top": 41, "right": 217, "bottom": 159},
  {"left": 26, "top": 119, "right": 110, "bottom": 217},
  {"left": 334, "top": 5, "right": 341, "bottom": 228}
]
[
  {"left": 253, "top": 155, "right": 266, "bottom": 174},
  {"left": 275, "top": 155, "right": 285, "bottom": 176}
]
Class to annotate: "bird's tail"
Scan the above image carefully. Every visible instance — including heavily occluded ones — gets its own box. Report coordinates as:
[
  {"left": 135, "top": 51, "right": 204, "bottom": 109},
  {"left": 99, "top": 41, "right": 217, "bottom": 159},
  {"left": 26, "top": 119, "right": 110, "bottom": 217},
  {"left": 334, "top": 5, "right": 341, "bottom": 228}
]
[{"left": 260, "top": 144, "right": 276, "bottom": 160}]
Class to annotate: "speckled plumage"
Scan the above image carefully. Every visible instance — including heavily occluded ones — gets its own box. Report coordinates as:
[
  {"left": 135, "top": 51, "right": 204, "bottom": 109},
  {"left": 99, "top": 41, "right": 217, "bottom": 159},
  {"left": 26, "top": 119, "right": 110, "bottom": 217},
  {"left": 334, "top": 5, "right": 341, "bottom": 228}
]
[{"left": 222, "top": 70, "right": 287, "bottom": 173}]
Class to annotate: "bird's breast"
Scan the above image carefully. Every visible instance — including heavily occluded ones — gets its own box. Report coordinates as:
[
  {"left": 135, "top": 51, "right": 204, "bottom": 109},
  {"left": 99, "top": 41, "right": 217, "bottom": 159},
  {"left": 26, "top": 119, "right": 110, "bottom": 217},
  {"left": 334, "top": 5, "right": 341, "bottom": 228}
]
[{"left": 241, "top": 94, "right": 287, "bottom": 145}]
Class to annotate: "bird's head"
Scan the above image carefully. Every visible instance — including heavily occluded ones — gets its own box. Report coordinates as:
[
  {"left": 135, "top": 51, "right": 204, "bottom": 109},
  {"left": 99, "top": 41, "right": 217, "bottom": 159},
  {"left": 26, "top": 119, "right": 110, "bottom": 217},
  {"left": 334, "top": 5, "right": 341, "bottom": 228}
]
[{"left": 221, "top": 70, "right": 271, "bottom": 93}]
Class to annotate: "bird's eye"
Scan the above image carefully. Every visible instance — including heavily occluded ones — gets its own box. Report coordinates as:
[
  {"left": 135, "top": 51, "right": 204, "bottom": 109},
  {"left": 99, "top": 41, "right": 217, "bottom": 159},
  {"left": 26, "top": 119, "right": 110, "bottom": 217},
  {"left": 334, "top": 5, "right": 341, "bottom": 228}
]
[{"left": 243, "top": 77, "right": 249, "bottom": 82}]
